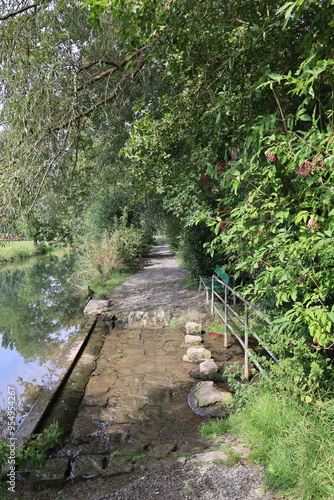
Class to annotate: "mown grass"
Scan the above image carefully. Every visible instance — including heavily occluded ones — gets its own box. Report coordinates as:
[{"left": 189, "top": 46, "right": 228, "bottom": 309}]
[
  {"left": 0, "top": 241, "right": 56, "bottom": 263},
  {"left": 200, "top": 390, "right": 334, "bottom": 499}
]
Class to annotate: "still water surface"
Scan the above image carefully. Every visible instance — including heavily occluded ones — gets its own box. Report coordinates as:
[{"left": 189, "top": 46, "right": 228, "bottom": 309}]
[{"left": 0, "top": 251, "right": 85, "bottom": 426}]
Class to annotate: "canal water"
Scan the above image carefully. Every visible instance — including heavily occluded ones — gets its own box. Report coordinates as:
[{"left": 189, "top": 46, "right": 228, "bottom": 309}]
[{"left": 0, "top": 250, "right": 85, "bottom": 433}]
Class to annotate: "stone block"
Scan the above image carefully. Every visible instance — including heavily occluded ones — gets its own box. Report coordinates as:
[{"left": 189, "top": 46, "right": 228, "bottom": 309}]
[
  {"left": 185, "top": 321, "right": 202, "bottom": 334},
  {"left": 199, "top": 360, "right": 218, "bottom": 375},
  {"left": 30, "top": 457, "right": 69, "bottom": 488},
  {"left": 185, "top": 347, "right": 212, "bottom": 363},
  {"left": 71, "top": 454, "right": 106, "bottom": 479},
  {"left": 184, "top": 334, "right": 202, "bottom": 345}
]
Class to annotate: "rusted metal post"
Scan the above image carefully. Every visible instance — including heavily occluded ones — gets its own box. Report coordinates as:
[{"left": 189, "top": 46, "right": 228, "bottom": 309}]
[{"left": 244, "top": 305, "right": 249, "bottom": 379}]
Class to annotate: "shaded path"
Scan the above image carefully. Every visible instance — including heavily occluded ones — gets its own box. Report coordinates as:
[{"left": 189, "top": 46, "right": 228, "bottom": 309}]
[{"left": 106, "top": 242, "right": 204, "bottom": 314}]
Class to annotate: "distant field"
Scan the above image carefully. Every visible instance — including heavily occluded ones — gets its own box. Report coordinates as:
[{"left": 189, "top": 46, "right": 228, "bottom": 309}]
[{"left": 0, "top": 241, "right": 48, "bottom": 263}]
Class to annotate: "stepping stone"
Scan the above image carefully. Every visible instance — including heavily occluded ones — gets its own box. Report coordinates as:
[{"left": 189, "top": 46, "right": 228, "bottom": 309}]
[
  {"left": 199, "top": 360, "right": 218, "bottom": 375},
  {"left": 183, "top": 347, "right": 212, "bottom": 363},
  {"left": 185, "top": 321, "right": 202, "bottom": 334},
  {"left": 184, "top": 334, "right": 202, "bottom": 345},
  {"left": 188, "top": 381, "right": 232, "bottom": 417}
]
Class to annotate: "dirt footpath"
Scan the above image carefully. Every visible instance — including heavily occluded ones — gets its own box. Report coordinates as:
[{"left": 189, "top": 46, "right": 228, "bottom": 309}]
[{"left": 106, "top": 242, "right": 204, "bottom": 314}]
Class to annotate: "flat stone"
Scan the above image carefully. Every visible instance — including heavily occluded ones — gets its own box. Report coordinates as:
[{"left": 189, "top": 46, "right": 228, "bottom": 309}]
[
  {"left": 30, "top": 457, "right": 69, "bottom": 488},
  {"left": 71, "top": 454, "right": 106, "bottom": 479},
  {"left": 84, "top": 299, "right": 110, "bottom": 315},
  {"left": 185, "top": 321, "right": 202, "bottom": 334},
  {"left": 105, "top": 456, "right": 134, "bottom": 477},
  {"left": 191, "top": 451, "right": 228, "bottom": 463},
  {"left": 188, "top": 381, "right": 233, "bottom": 417},
  {"left": 151, "top": 443, "right": 177, "bottom": 457},
  {"left": 199, "top": 360, "right": 218, "bottom": 375},
  {"left": 193, "top": 381, "right": 232, "bottom": 406},
  {"left": 186, "top": 347, "right": 212, "bottom": 363},
  {"left": 184, "top": 334, "right": 202, "bottom": 345}
]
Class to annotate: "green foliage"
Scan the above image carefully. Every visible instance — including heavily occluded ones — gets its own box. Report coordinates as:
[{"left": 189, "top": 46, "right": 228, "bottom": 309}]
[
  {"left": 1, "top": 0, "right": 334, "bottom": 397},
  {"left": 228, "top": 390, "right": 334, "bottom": 499},
  {"left": 177, "top": 223, "right": 221, "bottom": 277},
  {"left": 0, "top": 241, "right": 56, "bottom": 263},
  {"left": 0, "top": 423, "right": 62, "bottom": 478},
  {"left": 16, "top": 423, "right": 63, "bottom": 471}
]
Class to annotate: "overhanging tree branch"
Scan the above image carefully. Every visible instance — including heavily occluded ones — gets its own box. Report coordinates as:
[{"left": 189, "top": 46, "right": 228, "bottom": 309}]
[{"left": 0, "top": 0, "right": 49, "bottom": 21}]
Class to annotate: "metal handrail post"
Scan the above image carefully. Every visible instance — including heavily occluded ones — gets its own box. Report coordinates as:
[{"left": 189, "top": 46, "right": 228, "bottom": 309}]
[
  {"left": 244, "top": 305, "right": 249, "bottom": 379},
  {"left": 224, "top": 282, "right": 228, "bottom": 348},
  {"left": 211, "top": 274, "right": 214, "bottom": 314}
]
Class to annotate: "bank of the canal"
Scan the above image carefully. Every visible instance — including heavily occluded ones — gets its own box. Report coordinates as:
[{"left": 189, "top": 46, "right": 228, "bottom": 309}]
[{"left": 6, "top": 245, "right": 280, "bottom": 500}]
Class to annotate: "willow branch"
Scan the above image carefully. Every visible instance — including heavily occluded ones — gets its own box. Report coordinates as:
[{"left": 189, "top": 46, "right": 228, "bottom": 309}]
[
  {"left": 77, "top": 44, "right": 151, "bottom": 91},
  {"left": 0, "top": 0, "right": 48, "bottom": 21}
]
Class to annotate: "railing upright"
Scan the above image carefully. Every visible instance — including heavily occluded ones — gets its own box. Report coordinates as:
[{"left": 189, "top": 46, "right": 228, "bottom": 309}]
[
  {"left": 244, "top": 305, "right": 249, "bottom": 379},
  {"left": 224, "top": 284, "right": 228, "bottom": 348},
  {"left": 210, "top": 271, "right": 277, "bottom": 376},
  {"left": 211, "top": 274, "right": 214, "bottom": 314}
]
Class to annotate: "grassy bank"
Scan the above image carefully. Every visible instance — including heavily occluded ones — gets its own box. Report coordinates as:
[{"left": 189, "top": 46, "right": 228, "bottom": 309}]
[
  {"left": 200, "top": 389, "right": 334, "bottom": 499},
  {"left": 0, "top": 241, "right": 56, "bottom": 264}
]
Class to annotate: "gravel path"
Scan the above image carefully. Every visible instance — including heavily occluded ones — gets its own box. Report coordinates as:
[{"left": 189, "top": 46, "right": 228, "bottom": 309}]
[{"left": 106, "top": 243, "right": 204, "bottom": 313}]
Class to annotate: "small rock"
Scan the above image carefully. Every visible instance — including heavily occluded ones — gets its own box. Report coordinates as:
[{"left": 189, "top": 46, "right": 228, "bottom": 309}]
[
  {"left": 184, "top": 334, "right": 202, "bottom": 345},
  {"left": 186, "top": 347, "right": 212, "bottom": 363},
  {"left": 199, "top": 360, "right": 218, "bottom": 375},
  {"left": 185, "top": 321, "right": 202, "bottom": 334}
]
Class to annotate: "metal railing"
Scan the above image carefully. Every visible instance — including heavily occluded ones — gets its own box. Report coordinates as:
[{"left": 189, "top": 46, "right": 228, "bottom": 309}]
[{"left": 211, "top": 274, "right": 278, "bottom": 378}]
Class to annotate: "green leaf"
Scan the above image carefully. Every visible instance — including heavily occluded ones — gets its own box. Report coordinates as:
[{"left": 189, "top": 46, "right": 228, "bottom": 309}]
[{"left": 298, "top": 114, "right": 311, "bottom": 121}]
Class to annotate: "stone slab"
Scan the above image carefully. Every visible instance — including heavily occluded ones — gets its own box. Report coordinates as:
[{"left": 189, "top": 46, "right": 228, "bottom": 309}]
[
  {"left": 30, "top": 457, "right": 69, "bottom": 488},
  {"left": 71, "top": 454, "right": 106, "bottom": 479},
  {"left": 84, "top": 299, "right": 110, "bottom": 315}
]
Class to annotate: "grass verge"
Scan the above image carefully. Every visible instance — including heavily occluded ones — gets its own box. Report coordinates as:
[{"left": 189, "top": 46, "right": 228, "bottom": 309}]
[
  {"left": 87, "top": 270, "right": 133, "bottom": 299},
  {"left": 200, "top": 389, "right": 334, "bottom": 499},
  {"left": 0, "top": 241, "right": 56, "bottom": 263}
]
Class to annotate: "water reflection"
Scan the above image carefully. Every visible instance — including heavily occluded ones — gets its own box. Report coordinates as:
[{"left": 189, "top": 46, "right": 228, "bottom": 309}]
[{"left": 0, "top": 251, "right": 85, "bottom": 427}]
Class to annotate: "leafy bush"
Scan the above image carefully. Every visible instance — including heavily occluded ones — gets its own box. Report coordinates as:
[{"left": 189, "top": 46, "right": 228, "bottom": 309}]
[{"left": 177, "top": 222, "right": 221, "bottom": 277}]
